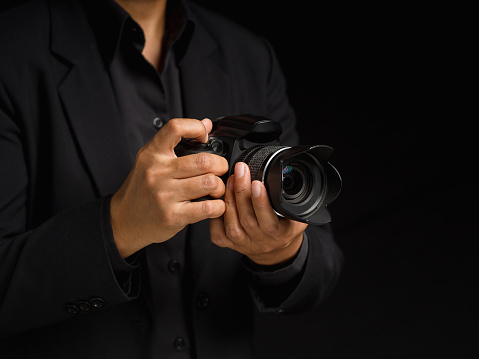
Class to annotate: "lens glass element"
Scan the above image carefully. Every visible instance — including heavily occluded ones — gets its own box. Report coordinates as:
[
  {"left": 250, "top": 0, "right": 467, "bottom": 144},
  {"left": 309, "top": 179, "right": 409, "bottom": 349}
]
[
  {"left": 282, "top": 164, "right": 311, "bottom": 204},
  {"left": 279, "top": 153, "right": 323, "bottom": 216}
]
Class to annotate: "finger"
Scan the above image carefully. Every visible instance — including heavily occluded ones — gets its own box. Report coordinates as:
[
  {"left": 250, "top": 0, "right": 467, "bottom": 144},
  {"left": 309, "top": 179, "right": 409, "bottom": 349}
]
[
  {"left": 209, "top": 217, "right": 235, "bottom": 249},
  {"left": 251, "top": 180, "right": 282, "bottom": 236},
  {"left": 179, "top": 199, "right": 226, "bottom": 225},
  {"left": 199, "top": 118, "right": 213, "bottom": 142},
  {"left": 223, "top": 175, "right": 248, "bottom": 243},
  {"left": 148, "top": 118, "right": 209, "bottom": 154},
  {"left": 233, "top": 163, "right": 260, "bottom": 235},
  {"left": 175, "top": 174, "right": 225, "bottom": 201},
  {"left": 173, "top": 153, "right": 229, "bottom": 179}
]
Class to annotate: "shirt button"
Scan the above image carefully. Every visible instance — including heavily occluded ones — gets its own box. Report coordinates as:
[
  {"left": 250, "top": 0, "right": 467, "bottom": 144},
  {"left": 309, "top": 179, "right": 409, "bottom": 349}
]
[
  {"left": 65, "top": 304, "right": 80, "bottom": 315},
  {"left": 167, "top": 259, "right": 180, "bottom": 275},
  {"left": 173, "top": 337, "right": 186, "bottom": 352},
  {"left": 89, "top": 297, "right": 106, "bottom": 308},
  {"left": 152, "top": 117, "right": 164, "bottom": 130},
  {"left": 196, "top": 292, "right": 210, "bottom": 310},
  {"left": 77, "top": 301, "right": 92, "bottom": 312}
]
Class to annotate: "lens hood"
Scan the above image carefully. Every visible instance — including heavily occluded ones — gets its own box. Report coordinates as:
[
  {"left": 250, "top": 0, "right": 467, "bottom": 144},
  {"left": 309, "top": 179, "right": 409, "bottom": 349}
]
[{"left": 263, "top": 145, "right": 341, "bottom": 225}]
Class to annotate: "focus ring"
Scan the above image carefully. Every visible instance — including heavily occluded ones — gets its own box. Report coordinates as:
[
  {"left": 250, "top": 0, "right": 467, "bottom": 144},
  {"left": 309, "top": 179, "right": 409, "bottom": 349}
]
[{"left": 236, "top": 146, "right": 285, "bottom": 181}]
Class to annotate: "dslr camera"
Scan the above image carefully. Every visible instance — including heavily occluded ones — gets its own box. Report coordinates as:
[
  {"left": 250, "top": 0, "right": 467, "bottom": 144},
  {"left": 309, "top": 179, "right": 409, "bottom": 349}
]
[{"left": 175, "top": 115, "right": 341, "bottom": 225}]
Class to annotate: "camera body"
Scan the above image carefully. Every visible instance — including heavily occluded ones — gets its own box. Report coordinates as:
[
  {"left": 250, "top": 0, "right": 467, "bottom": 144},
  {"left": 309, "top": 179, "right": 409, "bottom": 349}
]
[{"left": 175, "top": 115, "right": 341, "bottom": 225}]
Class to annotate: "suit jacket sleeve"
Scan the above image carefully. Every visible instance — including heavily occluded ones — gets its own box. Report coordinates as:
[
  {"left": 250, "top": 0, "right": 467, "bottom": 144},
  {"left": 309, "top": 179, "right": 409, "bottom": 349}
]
[
  {"left": 245, "top": 225, "right": 343, "bottom": 314},
  {"left": 0, "top": 84, "right": 133, "bottom": 338}
]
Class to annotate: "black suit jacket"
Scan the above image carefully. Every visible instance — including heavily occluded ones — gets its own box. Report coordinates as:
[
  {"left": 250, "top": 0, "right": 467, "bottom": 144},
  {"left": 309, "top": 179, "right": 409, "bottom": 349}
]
[{"left": 0, "top": 0, "right": 343, "bottom": 357}]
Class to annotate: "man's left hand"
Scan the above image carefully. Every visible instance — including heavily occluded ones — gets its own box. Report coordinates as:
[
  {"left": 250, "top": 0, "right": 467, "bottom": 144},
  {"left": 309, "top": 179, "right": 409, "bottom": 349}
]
[{"left": 209, "top": 162, "right": 308, "bottom": 266}]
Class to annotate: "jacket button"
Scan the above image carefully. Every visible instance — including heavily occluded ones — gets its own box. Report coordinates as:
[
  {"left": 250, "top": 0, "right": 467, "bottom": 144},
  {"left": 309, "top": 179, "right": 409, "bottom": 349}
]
[
  {"left": 167, "top": 259, "right": 180, "bottom": 275},
  {"left": 77, "top": 301, "right": 92, "bottom": 312},
  {"left": 152, "top": 117, "right": 164, "bottom": 129},
  {"left": 65, "top": 304, "right": 80, "bottom": 315},
  {"left": 173, "top": 337, "right": 186, "bottom": 352},
  {"left": 89, "top": 297, "right": 106, "bottom": 308},
  {"left": 196, "top": 292, "right": 210, "bottom": 310}
]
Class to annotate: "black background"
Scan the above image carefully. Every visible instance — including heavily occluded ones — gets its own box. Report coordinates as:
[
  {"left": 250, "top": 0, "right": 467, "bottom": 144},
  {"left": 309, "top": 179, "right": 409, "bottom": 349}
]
[
  {"left": 190, "top": 2, "right": 475, "bottom": 358},
  {"left": 2, "top": 1, "right": 475, "bottom": 358}
]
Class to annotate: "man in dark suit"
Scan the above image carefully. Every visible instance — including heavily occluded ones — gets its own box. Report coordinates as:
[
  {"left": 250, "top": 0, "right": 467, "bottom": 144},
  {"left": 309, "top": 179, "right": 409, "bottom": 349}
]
[{"left": 0, "top": 0, "right": 343, "bottom": 357}]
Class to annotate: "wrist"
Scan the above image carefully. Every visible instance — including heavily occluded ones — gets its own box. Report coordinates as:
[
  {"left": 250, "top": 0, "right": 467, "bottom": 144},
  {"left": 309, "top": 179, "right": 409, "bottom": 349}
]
[
  {"left": 247, "top": 233, "right": 304, "bottom": 267},
  {"left": 110, "top": 193, "right": 146, "bottom": 259}
]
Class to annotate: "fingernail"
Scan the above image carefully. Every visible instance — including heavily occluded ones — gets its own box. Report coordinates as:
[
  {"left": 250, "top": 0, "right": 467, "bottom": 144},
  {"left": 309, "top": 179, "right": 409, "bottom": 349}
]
[
  {"left": 252, "top": 181, "right": 262, "bottom": 198},
  {"left": 235, "top": 162, "right": 245, "bottom": 178},
  {"left": 227, "top": 175, "right": 235, "bottom": 190}
]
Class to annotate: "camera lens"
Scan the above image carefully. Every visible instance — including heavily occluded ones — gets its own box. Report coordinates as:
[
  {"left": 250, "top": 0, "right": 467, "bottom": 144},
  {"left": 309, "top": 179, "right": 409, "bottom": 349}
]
[
  {"left": 237, "top": 145, "right": 323, "bottom": 215},
  {"left": 282, "top": 164, "right": 311, "bottom": 204},
  {"left": 279, "top": 154, "right": 323, "bottom": 216},
  {"left": 234, "top": 143, "right": 340, "bottom": 224}
]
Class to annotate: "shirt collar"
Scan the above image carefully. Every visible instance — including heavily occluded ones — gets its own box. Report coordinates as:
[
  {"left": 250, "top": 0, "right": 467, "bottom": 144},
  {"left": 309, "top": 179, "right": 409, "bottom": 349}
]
[{"left": 82, "top": 0, "right": 193, "bottom": 67}]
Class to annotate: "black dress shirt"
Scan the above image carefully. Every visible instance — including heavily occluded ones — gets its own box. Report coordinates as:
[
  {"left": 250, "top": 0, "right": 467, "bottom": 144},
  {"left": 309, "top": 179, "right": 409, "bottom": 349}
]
[{"left": 84, "top": 0, "right": 309, "bottom": 357}]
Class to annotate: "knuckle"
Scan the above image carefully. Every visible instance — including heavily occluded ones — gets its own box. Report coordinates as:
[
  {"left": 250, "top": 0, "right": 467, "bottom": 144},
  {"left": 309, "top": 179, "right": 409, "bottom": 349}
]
[
  {"left": 202, "top": 174, "right": 218, "bottom": 191},
  {"left": 135, "top": 147, "right": 151, "bottom": 167},
  {"left": 213, "top": 240, "right": 227, "bottom": 248},
  {"left": 167, "top": 118, "right": 183, "bottom": 134},
  {"left": 210, "top": 236, "right": 221, "bottom": 246},
  {"left": 135, "top": 147, "right": 145, "bottom": 162},
  {"left": 195, "top": 153, "right": 212, "bottom": 171},
  {"left": 240, "top": 214, "right": 257, "bottom": 230},
  {"left": 224, "top": 195, "right": 236, "bottom": 207},
  {"left": 225, "top": 225, "right": 242, "bottom": 241},
  {"left": 201, "top": 200, "right": 217, "bottom": 216},
  {"left": 210, "top": 234, "right": 226, "bottom": 247},
  {"left": 235, "top": 185, "right": 248, "bottom": 196},
  {"left": 210, "top": 179, "right": 225, "bottom": 198}
]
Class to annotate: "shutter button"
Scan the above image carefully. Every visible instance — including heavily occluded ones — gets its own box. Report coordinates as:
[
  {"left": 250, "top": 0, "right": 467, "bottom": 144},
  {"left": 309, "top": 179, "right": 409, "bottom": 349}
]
[{"left": 153, "top": 117, "right": 164, "bottom": 130}]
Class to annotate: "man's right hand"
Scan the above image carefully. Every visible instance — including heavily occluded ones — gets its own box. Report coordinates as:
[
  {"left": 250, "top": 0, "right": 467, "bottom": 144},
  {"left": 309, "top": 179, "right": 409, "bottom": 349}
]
[{"left": 110, "top": 118, "right": 228, "bottom": 258}]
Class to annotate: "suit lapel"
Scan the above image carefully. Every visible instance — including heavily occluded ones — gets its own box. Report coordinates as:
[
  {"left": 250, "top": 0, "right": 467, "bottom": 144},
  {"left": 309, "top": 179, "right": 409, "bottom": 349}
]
[
  {"left": 50, "top": 0, "right": 132, "bottom": 196},
  {"left": 49, "top": 0, "right": 233, "bottom": 273}
]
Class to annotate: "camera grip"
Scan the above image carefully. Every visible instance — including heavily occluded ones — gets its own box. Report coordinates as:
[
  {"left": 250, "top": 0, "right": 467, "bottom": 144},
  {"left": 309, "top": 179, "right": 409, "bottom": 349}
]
[{"left": 174, "top": 139, "right": 226, "bottom": 203}]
